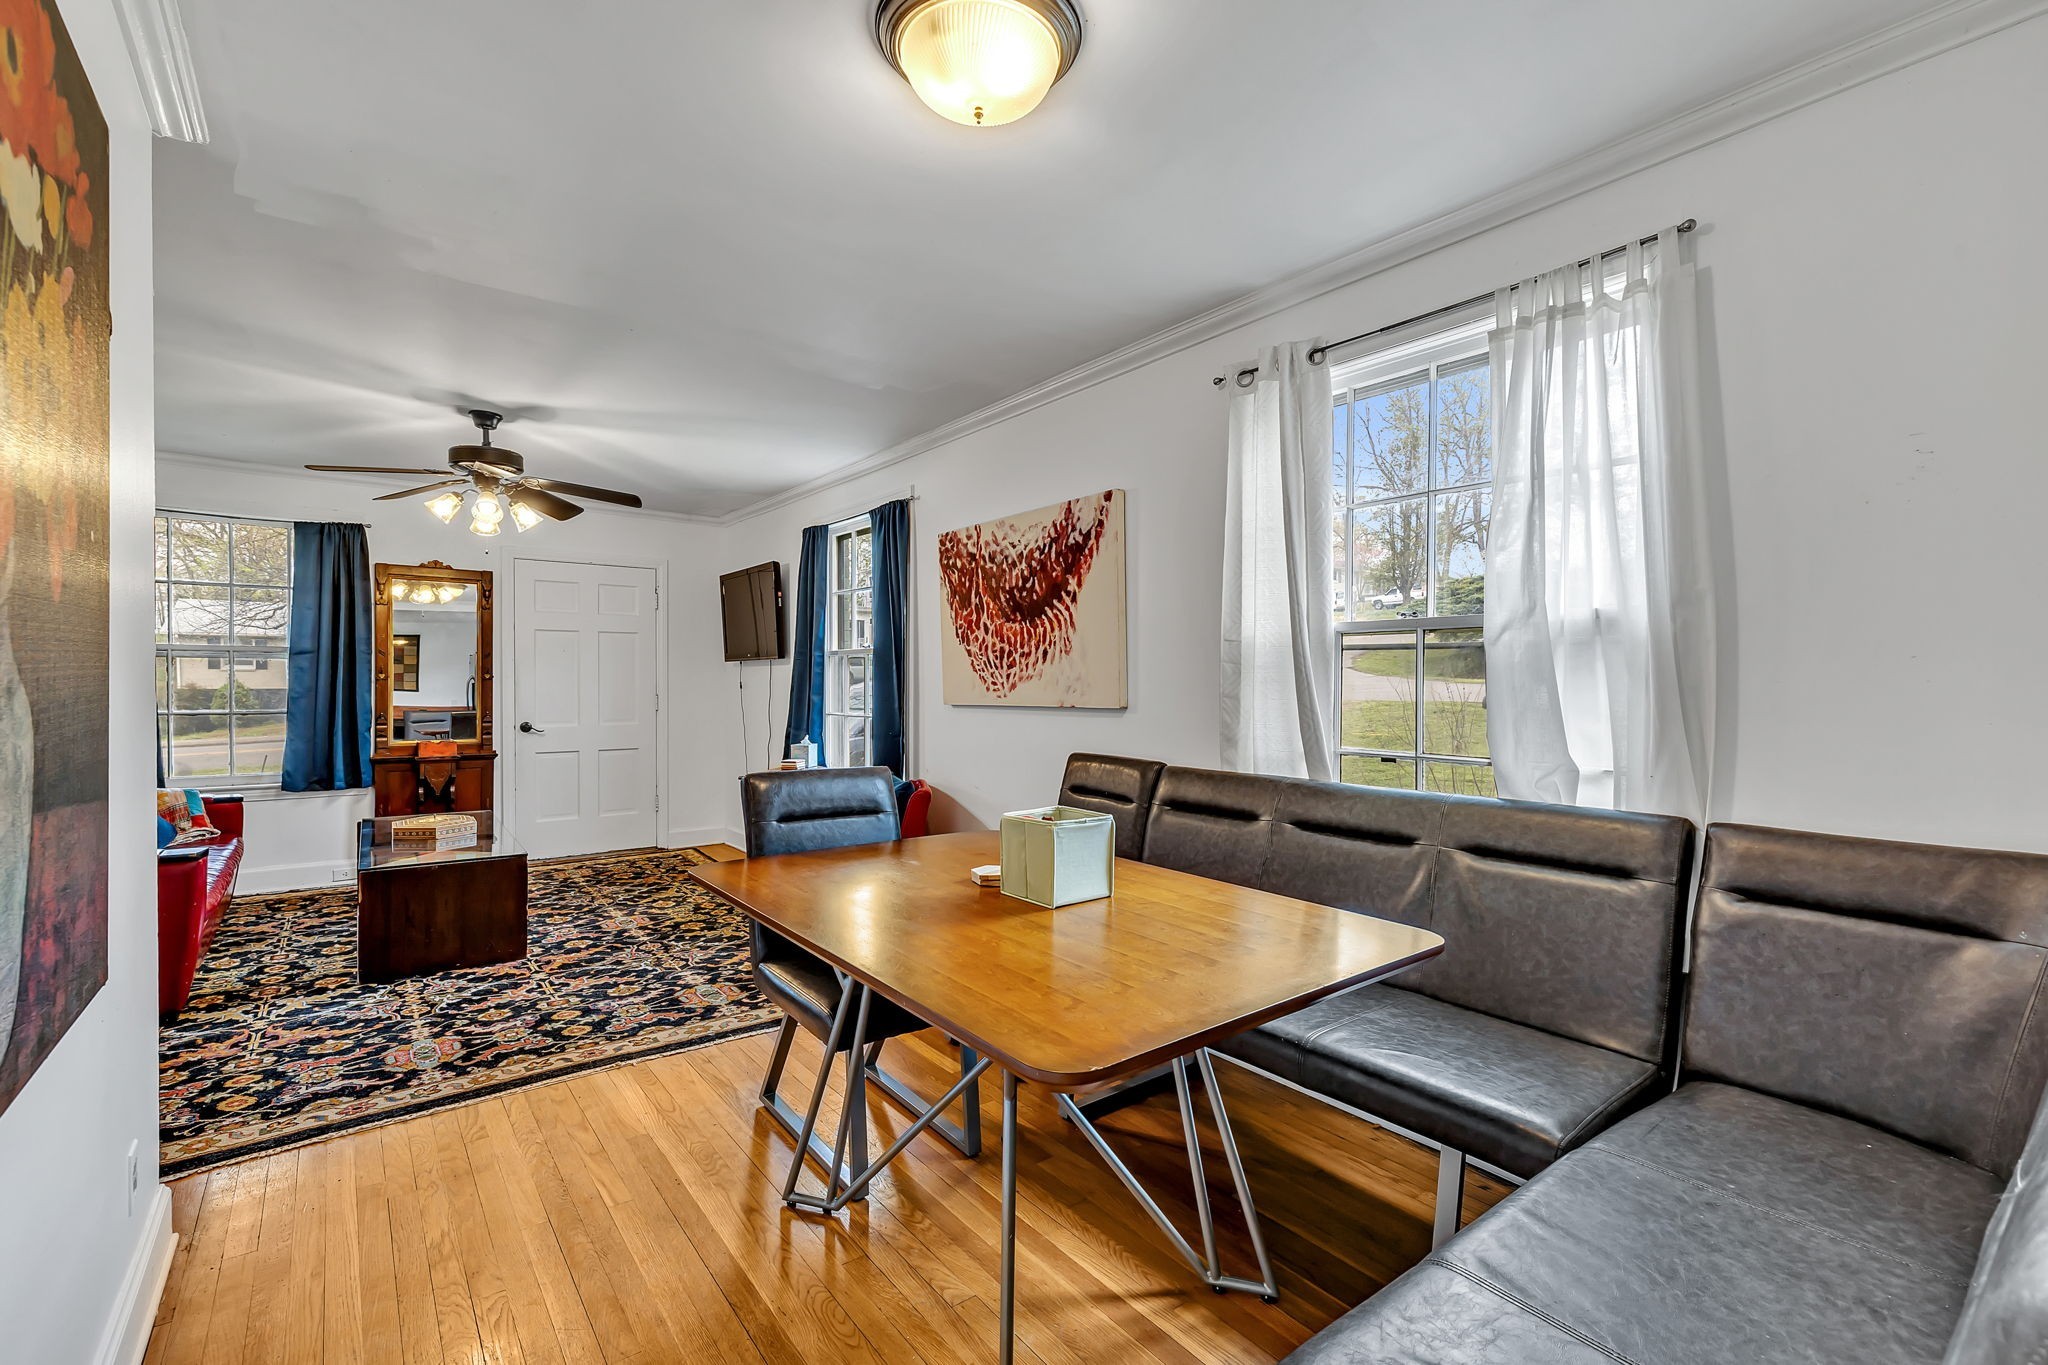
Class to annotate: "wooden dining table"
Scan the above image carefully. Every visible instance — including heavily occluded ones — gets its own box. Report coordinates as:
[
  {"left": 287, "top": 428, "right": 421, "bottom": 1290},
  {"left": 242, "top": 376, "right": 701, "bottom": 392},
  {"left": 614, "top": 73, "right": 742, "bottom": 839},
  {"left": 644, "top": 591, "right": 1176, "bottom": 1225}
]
[{"left": 689, "top": 829, "right": 1444, "bottom": 1363}]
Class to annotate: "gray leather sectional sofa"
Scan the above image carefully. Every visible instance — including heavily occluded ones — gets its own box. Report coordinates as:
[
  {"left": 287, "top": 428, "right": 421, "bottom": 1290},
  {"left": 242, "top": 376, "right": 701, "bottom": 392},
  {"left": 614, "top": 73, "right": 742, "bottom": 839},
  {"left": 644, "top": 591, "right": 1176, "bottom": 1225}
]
[
  {"left": 1062, "top": 756, "right": 1696, "bottom": 1245},
  {"left": 1058, "top": 755, "right": 2048, "bottom": 1365}
]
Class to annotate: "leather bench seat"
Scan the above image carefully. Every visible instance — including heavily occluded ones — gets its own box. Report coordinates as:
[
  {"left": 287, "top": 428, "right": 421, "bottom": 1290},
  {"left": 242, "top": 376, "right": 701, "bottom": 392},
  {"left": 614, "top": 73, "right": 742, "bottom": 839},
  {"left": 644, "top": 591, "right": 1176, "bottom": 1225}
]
[
  {"left": 1221, "top": 984, "right": 1662, "bottom": 1179},
  {"left": 1290, "top": 1082, "right": 2006, "bottom": 1365}
]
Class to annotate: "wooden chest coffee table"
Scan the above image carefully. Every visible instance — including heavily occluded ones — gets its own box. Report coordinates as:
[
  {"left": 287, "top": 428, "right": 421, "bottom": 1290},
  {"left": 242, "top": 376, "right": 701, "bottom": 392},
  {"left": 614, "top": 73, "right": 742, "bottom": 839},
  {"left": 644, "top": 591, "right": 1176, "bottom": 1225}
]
[{"left": 355, "top": 815, "right": 528, "bottom": 983}]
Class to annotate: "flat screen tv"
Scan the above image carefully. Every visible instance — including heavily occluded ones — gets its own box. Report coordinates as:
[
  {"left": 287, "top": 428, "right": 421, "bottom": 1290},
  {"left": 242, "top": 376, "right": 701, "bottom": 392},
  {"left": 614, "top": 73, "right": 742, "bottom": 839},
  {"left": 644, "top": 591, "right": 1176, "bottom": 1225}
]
[{"left": 719, "top": 561, "right": 785, "bottom": 661}]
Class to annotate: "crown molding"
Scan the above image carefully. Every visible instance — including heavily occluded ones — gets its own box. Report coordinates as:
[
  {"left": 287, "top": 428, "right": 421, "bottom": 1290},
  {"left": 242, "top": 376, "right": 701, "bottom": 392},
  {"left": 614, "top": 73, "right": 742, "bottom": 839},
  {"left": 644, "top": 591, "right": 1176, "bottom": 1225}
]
[
  {"left": 716, "top": 0, "right": 2048, "bottom": 528},
  {"left": 113, "top": 0, "right": 208, "bottom": 142}
]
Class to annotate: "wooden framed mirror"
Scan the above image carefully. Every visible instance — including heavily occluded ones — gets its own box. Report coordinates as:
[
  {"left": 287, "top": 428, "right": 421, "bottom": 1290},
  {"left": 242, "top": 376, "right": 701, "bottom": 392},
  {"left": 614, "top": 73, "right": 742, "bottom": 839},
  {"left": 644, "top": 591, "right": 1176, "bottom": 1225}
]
[{"left": 373, "top": 560, "right": 494, "bottom": 755}]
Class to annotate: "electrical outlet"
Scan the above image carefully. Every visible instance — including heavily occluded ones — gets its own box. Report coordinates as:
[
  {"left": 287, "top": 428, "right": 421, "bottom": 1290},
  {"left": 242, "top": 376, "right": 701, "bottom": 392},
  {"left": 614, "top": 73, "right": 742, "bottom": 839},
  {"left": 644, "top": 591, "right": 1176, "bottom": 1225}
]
[
  {"left": 331, "top": 868, "right": 354, "bottom": 883},
  {"left": 125, "top": 1139, "right": 140, "bottom": 1216}
]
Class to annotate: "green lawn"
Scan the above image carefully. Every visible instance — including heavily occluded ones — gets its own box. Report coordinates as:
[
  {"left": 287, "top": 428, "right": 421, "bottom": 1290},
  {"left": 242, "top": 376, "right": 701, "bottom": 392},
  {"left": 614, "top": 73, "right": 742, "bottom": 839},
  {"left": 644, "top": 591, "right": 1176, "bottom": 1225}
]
[
  {"left": 1346, "top": 639, "right": 1485, "bottom": 680},
  {"left": 1341, "top": 698, "right": 1489, "bottom": 756}
]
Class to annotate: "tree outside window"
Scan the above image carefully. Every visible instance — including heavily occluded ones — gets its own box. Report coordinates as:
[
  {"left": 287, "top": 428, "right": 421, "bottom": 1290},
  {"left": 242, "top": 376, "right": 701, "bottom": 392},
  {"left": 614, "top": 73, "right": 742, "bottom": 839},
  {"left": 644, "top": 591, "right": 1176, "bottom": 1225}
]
[{"left": 1331, "top": 322, "right": 1494, "bottom": 796}]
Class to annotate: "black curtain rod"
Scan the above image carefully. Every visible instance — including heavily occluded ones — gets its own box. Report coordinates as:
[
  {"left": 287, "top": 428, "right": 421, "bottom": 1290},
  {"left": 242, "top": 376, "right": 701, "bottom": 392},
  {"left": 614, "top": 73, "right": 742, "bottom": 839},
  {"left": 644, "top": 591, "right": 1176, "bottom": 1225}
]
[{"left": 1213, "top": 218, "right": 1695, "bottom": 389}]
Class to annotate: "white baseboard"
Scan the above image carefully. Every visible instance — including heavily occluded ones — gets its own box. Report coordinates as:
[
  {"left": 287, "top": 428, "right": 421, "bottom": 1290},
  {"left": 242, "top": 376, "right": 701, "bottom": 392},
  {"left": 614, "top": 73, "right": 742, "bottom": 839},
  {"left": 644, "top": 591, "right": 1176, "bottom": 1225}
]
[
  {"left": 667, "top": 826, "right": 742, "bottom": 851},
  {"left": 92, "top": 1184, "right": 176, "bottom": 1365},
  {"left": 234, "top": 859, "right": 353, "bottom": 894}
]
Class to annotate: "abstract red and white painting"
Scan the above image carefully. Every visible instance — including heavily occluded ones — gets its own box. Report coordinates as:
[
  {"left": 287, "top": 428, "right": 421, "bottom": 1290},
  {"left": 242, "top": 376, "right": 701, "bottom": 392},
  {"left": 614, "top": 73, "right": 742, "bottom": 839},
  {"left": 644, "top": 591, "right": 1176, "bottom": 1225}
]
[{"left": 937, "top": 490, "right": 1126, "bottom": 708}]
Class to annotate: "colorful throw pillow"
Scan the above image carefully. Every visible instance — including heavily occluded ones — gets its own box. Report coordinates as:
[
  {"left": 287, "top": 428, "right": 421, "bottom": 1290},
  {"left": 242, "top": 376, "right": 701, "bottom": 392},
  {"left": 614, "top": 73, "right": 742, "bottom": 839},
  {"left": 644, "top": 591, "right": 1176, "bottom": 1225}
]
[
  {"left": 156, "top": 789, "right": 195, "bottom": 836},
  {"left": 156, "top": 815, "right": 177, "bottom": 849}
]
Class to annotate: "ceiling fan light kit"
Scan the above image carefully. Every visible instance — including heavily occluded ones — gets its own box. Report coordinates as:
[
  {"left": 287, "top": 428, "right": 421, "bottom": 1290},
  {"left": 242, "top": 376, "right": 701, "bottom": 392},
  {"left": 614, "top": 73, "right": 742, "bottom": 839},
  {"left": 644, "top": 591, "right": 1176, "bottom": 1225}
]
[
  {"left": 389, "top": 580, "right": 464, "bottom": 606},
  {"left": 305, "top": 408, "right": 643, "bottom": 535},
  {"left": 876, "top": 0, "right": 1082, "bottom": 127}
]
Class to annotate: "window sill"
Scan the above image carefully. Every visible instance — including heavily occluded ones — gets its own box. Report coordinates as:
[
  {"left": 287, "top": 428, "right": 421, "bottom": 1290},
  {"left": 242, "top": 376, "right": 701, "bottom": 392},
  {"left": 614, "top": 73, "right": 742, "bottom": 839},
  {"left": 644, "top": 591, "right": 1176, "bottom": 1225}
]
[{"left": 174, "top": 784, "right": 370, "bottom": 803}]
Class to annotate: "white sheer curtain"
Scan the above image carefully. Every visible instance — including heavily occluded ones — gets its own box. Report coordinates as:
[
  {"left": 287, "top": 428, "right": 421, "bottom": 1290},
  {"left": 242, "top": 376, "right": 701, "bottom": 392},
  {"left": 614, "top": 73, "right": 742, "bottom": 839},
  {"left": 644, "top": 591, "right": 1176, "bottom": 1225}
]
[
  {"left": 1221, "top": 342, "right": 1337, "bottom": 780},
  {"left": 1485, "top": 233, "right": 1715, "bottom": 819}
]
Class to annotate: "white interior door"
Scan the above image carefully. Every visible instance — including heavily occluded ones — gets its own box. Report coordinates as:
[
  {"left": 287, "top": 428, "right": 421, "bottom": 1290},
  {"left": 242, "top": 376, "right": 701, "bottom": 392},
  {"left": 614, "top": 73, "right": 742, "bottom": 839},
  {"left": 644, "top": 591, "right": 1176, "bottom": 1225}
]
[{"left": 512, "top": 560, "right": 660, "bottom": 858}]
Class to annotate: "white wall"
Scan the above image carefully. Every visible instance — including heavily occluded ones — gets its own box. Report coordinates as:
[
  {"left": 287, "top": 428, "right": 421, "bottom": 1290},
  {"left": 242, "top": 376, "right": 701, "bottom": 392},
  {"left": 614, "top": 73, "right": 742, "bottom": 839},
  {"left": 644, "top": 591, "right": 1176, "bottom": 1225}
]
[
  {"left": 0, "top": 3, "right": 171, "bottom": 1363},
  {"left": 687, "top": 14, "right": 2048, "bottom": 856},
  {"left": 154, "top": 455, "right": 737, "bottom": 889}
]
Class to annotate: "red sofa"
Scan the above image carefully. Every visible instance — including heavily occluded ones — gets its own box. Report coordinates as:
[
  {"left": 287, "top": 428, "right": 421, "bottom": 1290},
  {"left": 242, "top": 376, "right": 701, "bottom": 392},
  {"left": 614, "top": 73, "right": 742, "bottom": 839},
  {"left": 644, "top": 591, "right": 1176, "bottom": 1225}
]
[{"left": 158, "top": 793, "right": 246, "bottom": 1017}]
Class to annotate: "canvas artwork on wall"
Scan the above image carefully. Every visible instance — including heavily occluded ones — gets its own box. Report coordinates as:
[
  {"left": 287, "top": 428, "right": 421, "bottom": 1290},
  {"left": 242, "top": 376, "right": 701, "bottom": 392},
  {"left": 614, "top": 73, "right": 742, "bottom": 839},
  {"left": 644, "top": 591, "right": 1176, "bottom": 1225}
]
[
  {"left": 0, "top": 0, "right": 111, "bottom": 1117},
  {"left": 938, "top": 489, "right": 1126, "bottom": 708},
  {"left": 393, "top": 634, "right": 420, "bottom": 692}
]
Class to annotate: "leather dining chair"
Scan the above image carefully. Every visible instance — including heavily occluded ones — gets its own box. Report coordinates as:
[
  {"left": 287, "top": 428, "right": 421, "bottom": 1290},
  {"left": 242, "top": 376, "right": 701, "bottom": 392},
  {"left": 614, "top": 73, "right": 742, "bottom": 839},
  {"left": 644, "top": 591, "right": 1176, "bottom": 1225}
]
[
  {"left": 740, "top": 768, "right": 982, "bottom": 1202},
  {"left": 1058, "top": 752, "right": 1166, "bottom": 861}
]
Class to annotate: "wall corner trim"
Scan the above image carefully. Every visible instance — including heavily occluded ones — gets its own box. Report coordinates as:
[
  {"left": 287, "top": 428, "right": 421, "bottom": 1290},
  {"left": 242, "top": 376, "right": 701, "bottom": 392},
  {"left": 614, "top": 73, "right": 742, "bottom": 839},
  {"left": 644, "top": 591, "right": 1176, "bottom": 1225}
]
[
  {"left": 112, "top": 0, "right": 207, "bottom": 142},
  {"left": 713, "top": 0, "right": 2048, "bottom": 528},
  {"left": 91, "top": 1185, "right": 176, "bottom": 1365}
]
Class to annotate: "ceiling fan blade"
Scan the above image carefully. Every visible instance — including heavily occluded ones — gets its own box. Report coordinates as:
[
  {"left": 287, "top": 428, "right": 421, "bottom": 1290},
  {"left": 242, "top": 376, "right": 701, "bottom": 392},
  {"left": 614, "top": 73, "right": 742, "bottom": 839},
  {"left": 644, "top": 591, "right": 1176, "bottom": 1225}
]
[
  {"left": 373, "top": 479, "right": 469, "bottom": 502},
  {"left": 523, "top": 477, "right": 642, "bottom": 509},
  {"left": 509, "top": 486, "right": 584, "bottom": 521},
  {"left": 306, "top": 464, "right": 452, "bottom": 475}
]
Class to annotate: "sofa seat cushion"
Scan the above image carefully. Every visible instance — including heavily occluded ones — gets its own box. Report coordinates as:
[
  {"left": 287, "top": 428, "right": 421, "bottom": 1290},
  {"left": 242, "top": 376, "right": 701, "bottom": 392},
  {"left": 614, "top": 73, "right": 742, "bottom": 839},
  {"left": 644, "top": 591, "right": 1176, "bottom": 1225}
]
[
  {"left": 1220, "top": 984, "right": 1660, "bottom": 1178},
  {"left": 1286, "top": 1083, "right": 2004, "bottom": 1365}
]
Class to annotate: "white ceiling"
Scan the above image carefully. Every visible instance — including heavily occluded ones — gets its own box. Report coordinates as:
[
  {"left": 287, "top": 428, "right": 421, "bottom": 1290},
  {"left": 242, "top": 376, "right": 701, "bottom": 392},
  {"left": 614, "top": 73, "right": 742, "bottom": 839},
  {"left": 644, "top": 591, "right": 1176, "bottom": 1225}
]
[{"left": 155, "top": 0, "right": 1941, "bottom": 517}]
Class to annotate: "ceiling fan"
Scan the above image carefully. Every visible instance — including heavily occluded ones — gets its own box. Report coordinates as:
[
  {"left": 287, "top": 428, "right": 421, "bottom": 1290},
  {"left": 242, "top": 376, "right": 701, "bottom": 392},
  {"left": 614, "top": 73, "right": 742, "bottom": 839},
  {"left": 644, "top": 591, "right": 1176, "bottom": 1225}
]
[{"left": 306, "top": 409, "right": 643, "bottom": 536}]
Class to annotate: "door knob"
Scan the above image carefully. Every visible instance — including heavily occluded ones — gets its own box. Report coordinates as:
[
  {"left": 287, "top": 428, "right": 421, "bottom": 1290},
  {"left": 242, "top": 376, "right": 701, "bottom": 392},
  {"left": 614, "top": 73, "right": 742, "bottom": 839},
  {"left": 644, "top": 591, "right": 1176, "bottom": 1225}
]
[{"left": 519, "top": 721, "right": 545, "bottom": 734}]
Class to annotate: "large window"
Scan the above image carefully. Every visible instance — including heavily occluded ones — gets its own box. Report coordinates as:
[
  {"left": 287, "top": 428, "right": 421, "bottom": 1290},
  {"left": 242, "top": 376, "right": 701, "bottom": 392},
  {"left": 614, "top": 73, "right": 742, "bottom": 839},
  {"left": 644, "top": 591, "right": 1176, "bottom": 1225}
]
[
  {"left": 154, "top": 515, "right": 293, "bottom": 786},
  {"left": 824, "top": 516, "right": 873, "bottom": 768},
  {"left": 1331, "top": 314, "right": 1495, "bottom": 796}
]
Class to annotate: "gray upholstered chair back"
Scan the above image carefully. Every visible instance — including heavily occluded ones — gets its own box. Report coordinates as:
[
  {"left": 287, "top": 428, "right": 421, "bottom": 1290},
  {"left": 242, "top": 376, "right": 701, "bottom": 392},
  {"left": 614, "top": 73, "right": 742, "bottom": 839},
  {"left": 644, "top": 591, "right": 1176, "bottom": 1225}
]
[
  {"left": 1058, "top": 753, "right": 1166, "bottom": 860},
  {"left": 1944, "top": 1087, "right": 2048, "bottom": 1363},
  {"left": 741, "top": 767, "right": 900, "bottom": 859},
  {"left": 1141, "top": 766, "right": 1280, "bottom": 887},
  {"left": 1687, "top": 823, "right": 2048, "bottom": 1178},
  {"left": 1144, "top": 765, "right": 1694, "bottom": 1067}
]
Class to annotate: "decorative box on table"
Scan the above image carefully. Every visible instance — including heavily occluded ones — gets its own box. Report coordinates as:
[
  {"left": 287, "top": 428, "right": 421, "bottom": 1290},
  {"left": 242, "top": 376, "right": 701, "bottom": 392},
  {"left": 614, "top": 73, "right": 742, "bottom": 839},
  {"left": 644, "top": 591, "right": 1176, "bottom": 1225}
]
[
  {"left": 999, "top": 806, "right": 1115, "bottom": 908},
  {"left": 390, "top": 812, "right": 478, "bottom": 850}
]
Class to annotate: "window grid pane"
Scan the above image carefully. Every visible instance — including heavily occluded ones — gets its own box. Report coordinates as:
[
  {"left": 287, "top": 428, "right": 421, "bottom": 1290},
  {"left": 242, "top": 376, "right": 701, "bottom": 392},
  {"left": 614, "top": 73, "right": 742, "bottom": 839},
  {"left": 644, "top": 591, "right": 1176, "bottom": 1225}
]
[
  {"left": 823, "top": 517, "right": 875, "bottom": 765},
  {"left": 156, "top": 514, "right": 293, "bottom": 786},
  {"left": 1327, "top": 328, "right": 1494, "bottom": 795}
]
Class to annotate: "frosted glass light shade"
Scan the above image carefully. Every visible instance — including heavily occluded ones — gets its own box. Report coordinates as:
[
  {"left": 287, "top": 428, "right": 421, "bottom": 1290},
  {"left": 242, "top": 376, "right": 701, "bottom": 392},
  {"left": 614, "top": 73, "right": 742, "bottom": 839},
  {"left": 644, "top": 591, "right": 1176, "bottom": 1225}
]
[
  {"left": 884, "top": 0, "right": 1078, "bottom": 127},
  {"left": 425, "top": 490, "right": 464, "bottom": 523},
  {"left": 469, "top": 515, "right": 501, "bottom": 538},
  {"left": 509, "top": 499, "right": 543, "bottom": 532}
]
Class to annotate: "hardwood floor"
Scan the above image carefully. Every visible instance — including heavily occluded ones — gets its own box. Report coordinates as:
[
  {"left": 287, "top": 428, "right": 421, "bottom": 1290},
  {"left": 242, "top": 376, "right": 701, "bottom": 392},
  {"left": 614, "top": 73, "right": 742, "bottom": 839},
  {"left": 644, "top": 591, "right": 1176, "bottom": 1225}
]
[{"left": 145, "top": 1027, "right": 1509, "bottom": 1364}]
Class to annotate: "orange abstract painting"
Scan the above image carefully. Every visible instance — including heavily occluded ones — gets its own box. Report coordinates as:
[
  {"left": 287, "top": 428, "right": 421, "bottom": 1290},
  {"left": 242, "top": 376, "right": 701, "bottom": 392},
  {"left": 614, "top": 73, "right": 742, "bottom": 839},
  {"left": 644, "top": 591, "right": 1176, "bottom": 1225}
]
[{"left": 0, "top": 0, "right": 110, "bottom": 1115}]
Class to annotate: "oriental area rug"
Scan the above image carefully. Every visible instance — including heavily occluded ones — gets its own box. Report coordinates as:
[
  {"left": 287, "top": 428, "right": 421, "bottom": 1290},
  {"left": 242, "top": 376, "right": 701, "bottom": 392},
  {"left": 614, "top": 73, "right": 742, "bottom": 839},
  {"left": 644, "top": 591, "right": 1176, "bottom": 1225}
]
[{"left": 159, "top": 847, "right": 779, "bottom": 1178}]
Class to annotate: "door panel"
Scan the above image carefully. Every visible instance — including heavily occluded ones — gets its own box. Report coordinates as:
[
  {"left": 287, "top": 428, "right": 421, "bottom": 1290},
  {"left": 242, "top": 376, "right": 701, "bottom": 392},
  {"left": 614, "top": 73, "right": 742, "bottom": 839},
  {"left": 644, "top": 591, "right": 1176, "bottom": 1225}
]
[{"left": 512, "top": 561, "right": 659, "bottom": 858}]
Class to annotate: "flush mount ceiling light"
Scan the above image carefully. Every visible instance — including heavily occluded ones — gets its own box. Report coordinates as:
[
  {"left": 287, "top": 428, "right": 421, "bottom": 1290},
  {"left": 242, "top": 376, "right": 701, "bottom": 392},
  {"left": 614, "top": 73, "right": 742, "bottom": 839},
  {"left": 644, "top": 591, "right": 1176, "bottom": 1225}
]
[{"left": 876, "top": 0, "right": 1083, "bottom": 127}]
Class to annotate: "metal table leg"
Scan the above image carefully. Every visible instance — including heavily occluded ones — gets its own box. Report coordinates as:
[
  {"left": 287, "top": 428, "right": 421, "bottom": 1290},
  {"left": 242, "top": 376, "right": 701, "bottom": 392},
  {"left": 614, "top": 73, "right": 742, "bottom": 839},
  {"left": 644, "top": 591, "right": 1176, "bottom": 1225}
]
[
  {"left": 867, "top": 1039, "right": 984, "bottom": 1157},
  {"left": 999, "top": 1069, "right": 1019, "bottom": 1365},
  {"left": 1057, "top": 1048, "right": 1279, "bottom": 1300},
  {"left": 783, "top": 984, "right": 996, "bottom": 1214}
]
